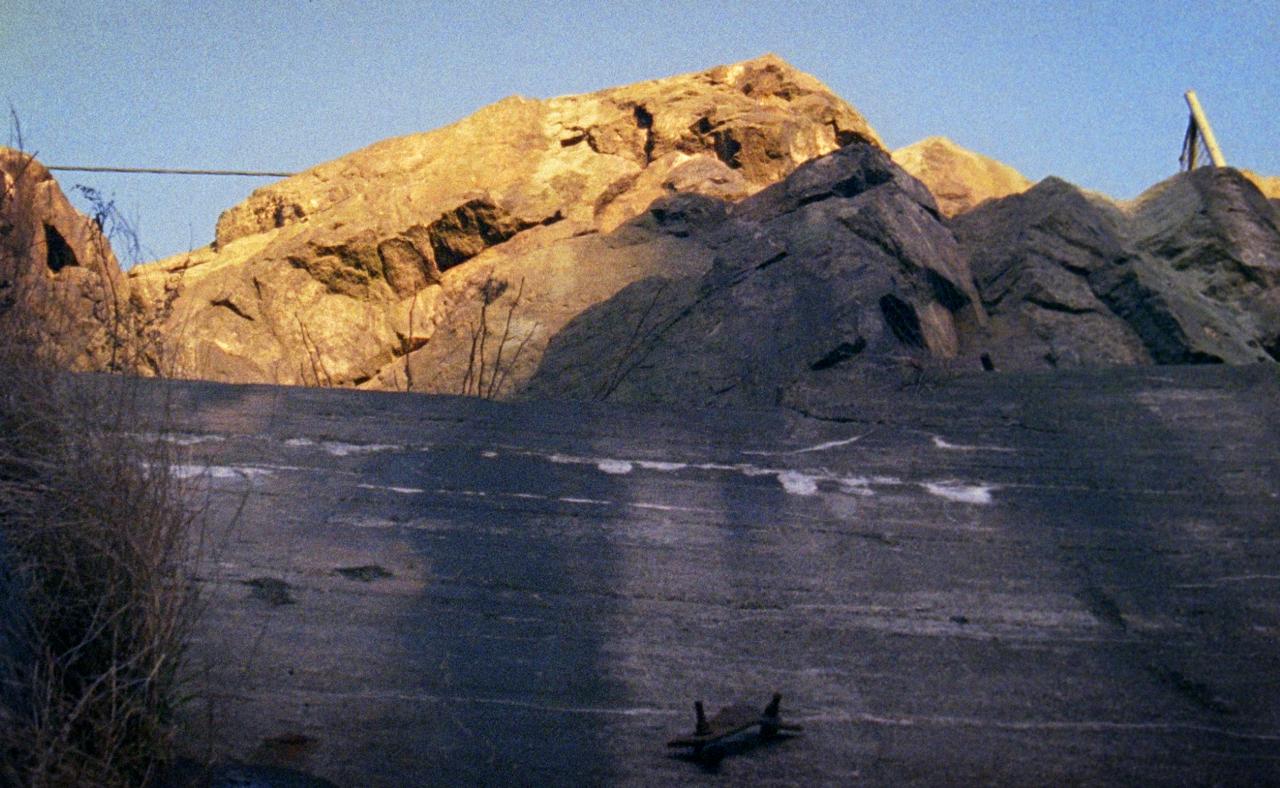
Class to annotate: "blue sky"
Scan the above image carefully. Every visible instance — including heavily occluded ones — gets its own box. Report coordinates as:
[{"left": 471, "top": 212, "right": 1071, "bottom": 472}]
[{"left": 4, "top": 1, "right": 1277, "bottom": 263}]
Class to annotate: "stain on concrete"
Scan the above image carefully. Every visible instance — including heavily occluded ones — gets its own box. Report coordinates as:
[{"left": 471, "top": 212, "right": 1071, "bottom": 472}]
[
  {"left": 243, "top": 577, "right": 296, "bottom": 606},
  {"left": 334, "top": 564, "right": 394, "bottom": 582}
]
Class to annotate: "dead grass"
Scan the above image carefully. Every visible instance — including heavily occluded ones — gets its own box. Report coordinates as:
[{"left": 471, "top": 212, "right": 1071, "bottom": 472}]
[
  {"left": 1, "top": 124, "right": 201, "bottom": 785},
  {"left": 461, "top": 274, "right": 535, "bottom": 399},
  {"left": 0, "top": 341, "right": 201, "bottom": 787}
]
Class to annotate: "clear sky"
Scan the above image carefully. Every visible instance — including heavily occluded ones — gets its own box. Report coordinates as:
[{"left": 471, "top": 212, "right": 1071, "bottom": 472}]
[{"left": 4, "top": 1, "right": 1277, "bottom": 264}]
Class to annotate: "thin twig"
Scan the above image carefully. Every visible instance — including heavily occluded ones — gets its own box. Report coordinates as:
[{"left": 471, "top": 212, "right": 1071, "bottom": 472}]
[
  {"left": 598, "top": 279, "right": 669, "bottom": 400},
  {"left": 485, "top": 277, "right": 525, "bottom": 399}
]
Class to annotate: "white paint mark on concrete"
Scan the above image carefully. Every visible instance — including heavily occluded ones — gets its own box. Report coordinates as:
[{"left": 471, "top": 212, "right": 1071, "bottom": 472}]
[
  {"left": 743, "top": 433, "right": 868, "bottom": 456},
  {"left": 932, "top": 435, "right": 1015, "bottom": 453},
  {"left": 357, "top": 483, "right": 426, "bottom": 495},
  {"left": 134, "top": 431, "right": 226, "bottom": 446},
  {"left": 628, "top": 502, "right": 712, "bottom": 513},
  {"left": 838, "top": 476, "right": 877, "bottom": 496},
  {"left": 777, "top": 470, "right": 820, "bottom": 496},
  {"left": 285, "top": 437, "right": 402, "bottom": 456},
  {"left": 438, "top": 488, "right": 488, "bottom": 498},
  {"left": 842, "top": 712, "right": 1280, "bottom": 742},
  {"left": 559, "top": 497, "right": 611, "bottom": 506},
  {"left": 636, "top": 460, "right": 688, "bottom": 472},
  {"left": 345, "top": 690, "right": 679, "bottom": 719},
  {"left": 535, "top": 448, "right": 991, "bottom": 507},
  {"left": 342, "top": 517, "right": 400, "bottom": 529},
  {"left": 597, "top": 459, "right": 634, "bottom": 474},
  {"left": 170, "top": 464, "right": 274, "bottom": 481},
  {"left": 923, "top": 482, "right": 995, "bottom": 505}
]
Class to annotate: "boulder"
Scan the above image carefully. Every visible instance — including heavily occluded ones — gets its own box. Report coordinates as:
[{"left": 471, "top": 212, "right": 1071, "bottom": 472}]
[
  {"left": 525, "top": 142, "right": 984, "bottom": 406},
  {"left": 892, "top": 136, "right": 1032, "bottom": 217},
  {"left": 954, "top": 167, "right": 1280, "bottom": 369},
  {"left": 127, "top": 55, "right": 882, "bottom": 391},
  {"left": 0, "top": 148, "right": 130, "bottom": 370}
]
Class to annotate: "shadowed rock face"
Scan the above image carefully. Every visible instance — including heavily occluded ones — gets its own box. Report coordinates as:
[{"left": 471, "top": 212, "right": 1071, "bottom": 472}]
[
  {"left": 0, "top": 148, "right": 129, "bottom": 370},
  {"left": 954, "top": 167, "right": 1280, "bottom": 370},
  {"left": 526, "top": 143, "right": 983, "bottom": 406},
  {"left": 892, "top": 136, "right": 1032, "bottom": 217},
  {"left": 122, "top": 54, "right": 881, "bottom": 390}
]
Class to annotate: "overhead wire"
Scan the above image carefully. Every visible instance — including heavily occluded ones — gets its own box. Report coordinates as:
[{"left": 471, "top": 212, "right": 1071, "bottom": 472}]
[{"left": 45, "top": 165, "right": 296, "bottom": 177}]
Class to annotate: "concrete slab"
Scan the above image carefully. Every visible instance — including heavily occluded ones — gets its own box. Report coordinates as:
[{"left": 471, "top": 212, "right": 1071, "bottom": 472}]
[{"left": 131, "top": 364, "right": 1280, "bottom": 784}]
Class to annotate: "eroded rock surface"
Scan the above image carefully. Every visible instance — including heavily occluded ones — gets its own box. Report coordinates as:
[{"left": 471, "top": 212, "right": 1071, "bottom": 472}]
[
  {"left": 954, "top": 167, "right": 1280, "bottom": 370},
  {"left": 0, "top": 147, "right": 130, "bottom": 369},
  {"left": 126, "top": 55, "right": 881, "bottom": 391},
  {"left": 892, "top": 136, "right": 1032, "bottom": 217},
  {"left": 526, "top": 143, "right": 984, "bottom": 406}
]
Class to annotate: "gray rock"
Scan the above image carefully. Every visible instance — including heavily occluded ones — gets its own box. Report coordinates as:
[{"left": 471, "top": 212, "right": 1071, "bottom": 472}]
[
  {"left": 952, "top": 177, "right": 1152, "bottom": 369},
  {"left": 954, "top": 167, "right": 1280, "bottom": 370},
  {"left": 1124, "top": 167, "right": 1280, "bottom": 362},
  {"left": 526, "top": 143, "right": 982, "bottom": 406}
]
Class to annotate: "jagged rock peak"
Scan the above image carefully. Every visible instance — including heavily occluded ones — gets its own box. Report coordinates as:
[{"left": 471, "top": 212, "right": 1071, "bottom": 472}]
[
  {"left": 892, "top": 136, "right": 1032, "bottom": 217},
  {"left": 212, "top": 54, "right": 881, "bottom": 248}
]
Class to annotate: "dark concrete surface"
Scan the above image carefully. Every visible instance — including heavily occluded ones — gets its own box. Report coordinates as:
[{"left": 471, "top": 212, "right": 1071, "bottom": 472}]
[{"left": 130, "top": 364, "right": 1280, "bottom": 785}]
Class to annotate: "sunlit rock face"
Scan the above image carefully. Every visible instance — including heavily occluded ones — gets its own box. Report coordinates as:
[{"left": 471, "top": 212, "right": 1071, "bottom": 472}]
[
  {"left": 892, "top": 136, "right": 1032, "bottom": 217},
  {"left": 123, "top": 54, "right": 882, "bottom": 390},
  {"left": 0, "top": 147, "right": 131, "bottom": 370}
]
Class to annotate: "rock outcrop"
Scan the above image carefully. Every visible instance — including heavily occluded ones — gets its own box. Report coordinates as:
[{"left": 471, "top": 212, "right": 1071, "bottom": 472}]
[
  {"left": 892, "top": 136, "right": 1032, "bottom": 217},
  {"left": 8, "top": 57, "right": 1279, "bottom": 403},
  {"left": 0, "top": 147, "right": 130, "bottom": 369},
  {"left": 526, "top": 142, "right": 984, "bottom": 406},
  {"left": 954, "top": 166, "right": 1280, "bottom": 370},
  {"left": 126, "top": 55, "right": 882, "bottom": 390},
  {"left": 529, "top": 160, "right": 1280, "bottom": 404}
]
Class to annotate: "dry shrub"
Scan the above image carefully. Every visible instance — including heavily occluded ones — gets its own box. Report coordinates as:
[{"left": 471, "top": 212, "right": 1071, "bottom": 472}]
[
  {"left": 0, "top": 343, "right": 200, "bottom": 787},
  {"left": 1, "top": 128, "right": 199, "bottom": 784}
]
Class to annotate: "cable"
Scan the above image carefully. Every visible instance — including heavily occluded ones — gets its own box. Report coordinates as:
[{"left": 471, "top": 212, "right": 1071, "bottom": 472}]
[{"left": 45, "top": 165, "right": 296, "bottom": 177}]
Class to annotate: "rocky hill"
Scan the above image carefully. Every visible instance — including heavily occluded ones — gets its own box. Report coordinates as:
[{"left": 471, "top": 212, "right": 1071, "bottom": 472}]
[
  {"left": 2, "top": 55, "right": 1278, "bottom": 405},
  {"left": 892, "top": 136, "right": 1032, "bottom": 216},
  {"left": 122, "top": 55, "right": 880, "bottom": 392}
]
